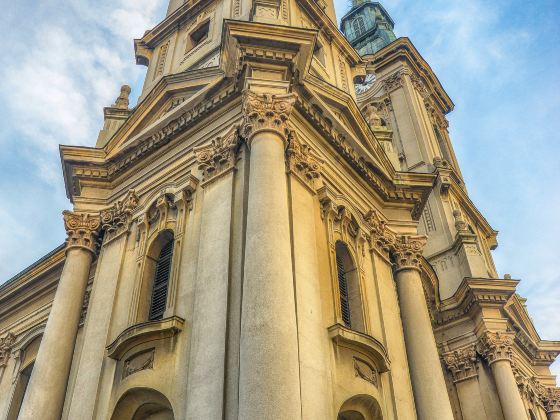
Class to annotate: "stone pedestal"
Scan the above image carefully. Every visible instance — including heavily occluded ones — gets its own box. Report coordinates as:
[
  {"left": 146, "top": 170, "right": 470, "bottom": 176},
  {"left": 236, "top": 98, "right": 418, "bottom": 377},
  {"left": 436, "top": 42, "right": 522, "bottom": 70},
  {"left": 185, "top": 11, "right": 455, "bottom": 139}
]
[
  {"left": 392, "top": 236, "right": 454, "bottom": 420},
  {"left": 238, "top": 92, "right": 301, "bottom": 420},
  {"left": 479, "top": 331, "right": 526, "bottom": 420},
  {"left": 19, "top": 212, "right": 100, "bottom": 420}
]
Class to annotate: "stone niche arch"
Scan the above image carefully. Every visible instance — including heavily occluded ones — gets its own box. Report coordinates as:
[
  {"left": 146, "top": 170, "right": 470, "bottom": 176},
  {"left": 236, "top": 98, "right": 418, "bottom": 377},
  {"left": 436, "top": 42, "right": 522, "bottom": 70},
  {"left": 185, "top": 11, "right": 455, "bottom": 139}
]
[
  {"left": 338, "top": 394, "right": 383, "bottom": 420},
  {"left": 111, "top": 387, "right": 174, "bottom": 420}
]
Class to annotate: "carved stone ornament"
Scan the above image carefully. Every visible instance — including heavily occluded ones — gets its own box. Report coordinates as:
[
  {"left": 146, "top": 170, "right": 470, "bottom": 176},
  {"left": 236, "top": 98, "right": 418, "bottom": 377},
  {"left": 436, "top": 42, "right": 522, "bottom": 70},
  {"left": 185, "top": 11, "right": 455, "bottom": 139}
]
[
  {"left": 354, "top": 357, "right": 379, "bottom": 387},
  {"left": 100, "top": 190, "right": 139, "bottom": 238},
  {"left": 63, "top": 211, "right": 101, "bottom": 254},
  {"left": 545, "top": 387, "right": 560, "bottom": 414},
  {"left": 286, "top": 134, "right": 323, "bottom": 185},
  {"left": 79, "top": 289, "right": 91, "bottom": 327},
  {"left": 241, "top": 90, "right": 296, "bottom": 143},
  {"left": 381, "top": 68, "right": 410, "bottom": 93},
  {"left": 443, "top": 344, "right": 478, "bottom": 383},
  {"left": 123, "top": 349, "right": 155, "bottom": 379},
  {"left": 477, "top": 331, "right": 515, "bottom": 365},
  {"left": 453, "top": 209, "right": 469, "bottom": 234},
  {"left": 194, "top": 128, "right": 240, "bottom": 182},
  {"left": 365, "top": 209, "right": 427, "bottom": 271},
  {"left": 0, "top": 332, "right": 16, "bottom": 367}
]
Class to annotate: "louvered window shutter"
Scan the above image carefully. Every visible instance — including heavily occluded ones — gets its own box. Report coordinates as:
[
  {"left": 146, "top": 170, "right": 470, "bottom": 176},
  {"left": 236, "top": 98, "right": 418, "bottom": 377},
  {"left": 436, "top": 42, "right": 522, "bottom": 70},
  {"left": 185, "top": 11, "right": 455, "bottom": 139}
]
[
  {"left": 149, "top": 240, "right": 174, "bottom": 321},
  {"left": 336, "top": 252, "right": 352, "bottom": 328}
]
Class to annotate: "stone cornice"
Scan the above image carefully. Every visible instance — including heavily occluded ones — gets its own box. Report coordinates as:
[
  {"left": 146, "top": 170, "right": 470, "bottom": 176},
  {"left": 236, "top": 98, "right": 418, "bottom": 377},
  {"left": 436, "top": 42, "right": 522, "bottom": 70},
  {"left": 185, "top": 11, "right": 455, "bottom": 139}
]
[
  {"left": 366, "top": 37, "right": 454, "bottom": 115},
  {"left": 443, "top": 344, "right": 478, "bottom": 383}
]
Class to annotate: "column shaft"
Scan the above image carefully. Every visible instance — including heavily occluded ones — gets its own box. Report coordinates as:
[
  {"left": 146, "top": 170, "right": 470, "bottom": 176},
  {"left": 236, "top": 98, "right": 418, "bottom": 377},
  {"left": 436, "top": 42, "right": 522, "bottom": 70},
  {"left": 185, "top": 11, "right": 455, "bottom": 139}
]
[
  {"left": 491, "top": 360, "right": 527, "bottom": 420},
  {"left": 394, "top": 267, "right": 454, "bottom": 420},
  {"left": 19, "top": 248, "right": 93, "bottom": 420},
  {"left": 239, "top": 131, "right": 301, "bottom": 420},
  {"left": 455, "top": 378, "right": 488, "bottom": 420},
  {"left": 549, "top": 413, "right": 560, "bottom": 420}
]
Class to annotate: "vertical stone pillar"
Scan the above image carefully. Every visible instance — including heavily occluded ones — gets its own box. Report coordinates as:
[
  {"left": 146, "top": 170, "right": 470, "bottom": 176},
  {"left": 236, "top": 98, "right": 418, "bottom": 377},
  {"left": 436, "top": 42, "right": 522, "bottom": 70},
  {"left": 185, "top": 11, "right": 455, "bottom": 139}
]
[
  {"left": 392, "top": 235, "right": 454, "bottom": 420},
  {"left": 19, "top": 211, "right": 100, "bottom": 420},
  {"left": 546, "top": 388, "right": 560, "bottom": 420},
  {"left": 478, "top": 331, "right": 527, "bottom": 420},
  {"left": 238, "top": 91, "right": 301, "bottom": 420},
  {"left": 185, "top": 128, "right": 239, "bottom": 419},
  {"left": 443, "top": 344, "right": 488, "bottom": 420}
]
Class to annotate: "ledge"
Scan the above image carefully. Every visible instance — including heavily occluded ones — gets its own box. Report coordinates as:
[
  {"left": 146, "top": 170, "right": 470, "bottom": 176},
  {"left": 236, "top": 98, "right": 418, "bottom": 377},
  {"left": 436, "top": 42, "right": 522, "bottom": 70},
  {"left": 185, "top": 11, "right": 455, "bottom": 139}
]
[
  {"left": 107, "top": 316, "right": 184, "bottom": 360},
  {"left": 328, "top": 323, "right": 390, "bottom": 372}
]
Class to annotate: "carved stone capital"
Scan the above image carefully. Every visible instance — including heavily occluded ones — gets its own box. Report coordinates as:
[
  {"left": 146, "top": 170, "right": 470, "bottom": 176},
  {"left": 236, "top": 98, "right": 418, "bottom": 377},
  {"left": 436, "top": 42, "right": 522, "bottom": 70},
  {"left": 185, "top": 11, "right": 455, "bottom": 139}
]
[
  {"left": 546, "top": 388, "right": 560, "bottom": 413},
  {"left": 443, "top": 344, "right": 478, "bottom": 383},
  {"left": 477, "top": 331, "right": 515, "bottom": 365},
  {"left": 63, "top": 211, "right": 101, "bottom": 254},
  {"left": 0, "top": 332, "right": 16, "bottom": 367},
  {"left": 286, "top": 133, "right": 323, "bottom": 187},
  {"left": 381, "top": 67, "right": 410, "bottom": 93},
  {"left": 194, "top": 128, "right": 240, "bottom": 183},
  {"left": 392, "top": 235, "right": 427, "bottom": 272},
  {"left": 241, "top": 90, "right": 296, "bottom": 144},
  {"left": 100, "top": 190, "right": 139, "bottom": 240}
]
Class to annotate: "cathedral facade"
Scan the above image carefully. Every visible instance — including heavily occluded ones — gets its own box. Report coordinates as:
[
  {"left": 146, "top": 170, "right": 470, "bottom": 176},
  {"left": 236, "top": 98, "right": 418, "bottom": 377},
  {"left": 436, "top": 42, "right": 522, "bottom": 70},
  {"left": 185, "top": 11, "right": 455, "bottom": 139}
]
[{"left": 0, "top": 0, "right": 558, "bottom": 419}]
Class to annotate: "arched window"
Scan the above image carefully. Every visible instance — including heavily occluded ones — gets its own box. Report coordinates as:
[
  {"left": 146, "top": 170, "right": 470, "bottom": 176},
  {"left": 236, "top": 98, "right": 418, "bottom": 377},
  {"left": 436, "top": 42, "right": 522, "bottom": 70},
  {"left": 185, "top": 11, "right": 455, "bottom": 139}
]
[
  {"left": 335, "top": 241, "right": 365, "bottom": 332},
  {"left": 7, "top": 335, "right": 41, "bottom": 420},
  {"left": 148, "top": 234, "right": 174, "bottom": 321}
]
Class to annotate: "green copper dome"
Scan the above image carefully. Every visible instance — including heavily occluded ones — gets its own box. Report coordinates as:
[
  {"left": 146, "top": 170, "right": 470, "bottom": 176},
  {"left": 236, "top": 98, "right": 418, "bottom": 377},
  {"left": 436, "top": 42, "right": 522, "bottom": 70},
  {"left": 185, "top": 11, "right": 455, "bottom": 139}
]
[{"left": 340, "top": 1, "right": 396, "bottom": 56}]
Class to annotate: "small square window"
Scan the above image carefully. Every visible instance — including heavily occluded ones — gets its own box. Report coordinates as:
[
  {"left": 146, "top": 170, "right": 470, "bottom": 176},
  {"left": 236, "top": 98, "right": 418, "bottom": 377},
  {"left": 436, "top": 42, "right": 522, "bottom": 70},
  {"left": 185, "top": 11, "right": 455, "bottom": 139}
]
[{"left": 186, "top": 20, "right": 210, "bottom": 53}]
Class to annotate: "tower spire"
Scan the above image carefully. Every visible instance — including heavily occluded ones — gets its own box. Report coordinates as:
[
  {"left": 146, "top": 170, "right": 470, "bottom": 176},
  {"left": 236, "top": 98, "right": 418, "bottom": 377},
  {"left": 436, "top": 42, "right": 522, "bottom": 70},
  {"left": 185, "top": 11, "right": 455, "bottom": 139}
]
[{"left": 340, "top": 1, "right": 396, "bottom": 56}]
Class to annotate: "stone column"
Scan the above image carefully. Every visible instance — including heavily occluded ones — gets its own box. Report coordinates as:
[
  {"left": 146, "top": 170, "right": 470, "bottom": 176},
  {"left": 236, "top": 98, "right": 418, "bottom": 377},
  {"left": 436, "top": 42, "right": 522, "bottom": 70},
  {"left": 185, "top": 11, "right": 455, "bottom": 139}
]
[
  {"left": 546, "top": 388, "right": 560, "bottom": 420},
  {"left": 185, "top": 128, "right": 239, "bottom": 419},
  {"left": 19, "top": 211, "right": 100, "bottom": 420},
  {"left": 392, "top": 235, "right": 454, "bottom": 420},
  {"left": 238, "top": 91, "right": 302, "bottom": 420},
  {"left": 443, "top": 344, "right": 488, "bottom": 420},
  {"left": 478, "top": 331, "right": 527, "bottom": 420}
]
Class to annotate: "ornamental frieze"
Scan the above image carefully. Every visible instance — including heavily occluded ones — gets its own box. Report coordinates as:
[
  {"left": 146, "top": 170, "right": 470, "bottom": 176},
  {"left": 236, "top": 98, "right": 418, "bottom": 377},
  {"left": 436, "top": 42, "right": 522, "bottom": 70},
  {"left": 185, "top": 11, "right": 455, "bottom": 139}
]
[
  {"left": 477, "top": 331, "right": 515, "bottom": 365},
  {"left": 63, "top": 211, "right": 102, "bottom": 254},
  {"left": 193, "top": 127, "right": 240, "bottom": 182},
  {"left": 242, "top": 91, "right": 296, "bottom": 142},
  {"left": 443, "top": 344, "right": 478, "bottom": 383},
  {"left": 0, "top": 332, "right": 16, "bottom": 367}
]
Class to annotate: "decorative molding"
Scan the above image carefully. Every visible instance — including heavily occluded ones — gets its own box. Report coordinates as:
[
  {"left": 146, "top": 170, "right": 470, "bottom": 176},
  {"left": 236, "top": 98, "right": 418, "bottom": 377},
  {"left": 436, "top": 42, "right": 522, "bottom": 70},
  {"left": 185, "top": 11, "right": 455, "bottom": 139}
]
[
  {"left": 123, "top": 349, "right": 155, "bottom": 379},
  {"left": 443, "top": 344, "right": 478, "bottom": 383},
  {"left": 62, "top": 211, "right": 101, "bottom": 254},
  {"left": 107, "top": 316, "right": 184, "bottom": 360},
  {"left": 193, "top": 127, "right": 240, "bottom": 183},
  {"left": 477, "top": 331, "right": 515, "bottom": 365},
  {"left": 0, "top": 332, "right": 16, "bottom": 367},
  {"left": 545, "top": 388, "right": 560, "bottom": 414},
  {"left": 286, "top": 133, "right": 323, "bottom": 188},
  {"left": 100, "top": 190, "right": 139, "bottom": 241},
  {"left": 354, "top": 357, "right": 379, "bottom": 387},
  {"left": 381, "top": 68, "right": 409, "bottom": 93},
  {"left": 241, "top": 91, "right": 296, "bottom": 144},
  {"left": 365, "top": 209, "right": 426, "bottom": 271}
]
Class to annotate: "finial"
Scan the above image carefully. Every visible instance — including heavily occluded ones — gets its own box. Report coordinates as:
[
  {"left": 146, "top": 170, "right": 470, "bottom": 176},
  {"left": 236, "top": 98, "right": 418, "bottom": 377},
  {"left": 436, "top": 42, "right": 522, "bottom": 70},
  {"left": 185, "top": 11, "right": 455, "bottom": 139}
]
[
  {"left": 504, "top": 273, "right": 512, "bottom": 279},
  {"left": 113, "top": 85, "right": 131, "bottom": 109}
]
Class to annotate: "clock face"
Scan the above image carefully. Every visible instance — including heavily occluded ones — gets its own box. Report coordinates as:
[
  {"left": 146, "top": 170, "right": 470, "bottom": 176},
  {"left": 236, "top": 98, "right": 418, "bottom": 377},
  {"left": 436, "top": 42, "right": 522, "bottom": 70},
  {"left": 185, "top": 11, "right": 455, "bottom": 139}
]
[{"left": 355, "top": 73, "right": 376, "bottom": 94}]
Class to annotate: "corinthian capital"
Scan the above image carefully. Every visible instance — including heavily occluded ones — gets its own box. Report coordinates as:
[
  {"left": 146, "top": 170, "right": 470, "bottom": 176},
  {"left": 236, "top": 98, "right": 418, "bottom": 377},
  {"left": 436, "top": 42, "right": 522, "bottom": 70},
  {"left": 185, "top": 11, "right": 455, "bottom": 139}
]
[
  {"left": 241, "top": 90, "right": 296, "bottom": 144},
  {"left": 443, "top": 344, "right": 478, "bottom": 383},
  {"left": 194, "top": 127, "right": 240, "bottom": 183},
  {"left": 477, "top": 331, "right": 515, "bottom": 365},
  {"left": 63, "top": 211, "right": 101, "bottom": 254},
  {"left": 286, "top": 133, "right": 323, "bottom": 186},
  {"left": 392, "top": 235, "right": 427, "bottom": 272},
  {"left": 546, "top": 388, "right": 560, "bottom": 414},
  {"left": 100, "top": 190, "right": 139, "bottom": 238},
  {"left": 0, "top": 332, "right": 16, "bottom": 367}
]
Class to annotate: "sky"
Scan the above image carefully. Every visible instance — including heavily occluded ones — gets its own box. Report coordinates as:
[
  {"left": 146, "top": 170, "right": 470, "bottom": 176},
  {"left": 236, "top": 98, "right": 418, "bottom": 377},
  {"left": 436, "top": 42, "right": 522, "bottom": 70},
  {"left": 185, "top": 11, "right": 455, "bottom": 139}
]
[{"left": 0, "top": 0, "right": 559, "bottom": 377}]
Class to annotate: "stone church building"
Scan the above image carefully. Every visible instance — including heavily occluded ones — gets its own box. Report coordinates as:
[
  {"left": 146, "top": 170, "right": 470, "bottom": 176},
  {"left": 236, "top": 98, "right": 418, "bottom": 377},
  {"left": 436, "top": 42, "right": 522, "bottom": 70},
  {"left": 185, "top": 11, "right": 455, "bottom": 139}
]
[{"left": 0, "top": 0, "right": 558, "bottom": 419}]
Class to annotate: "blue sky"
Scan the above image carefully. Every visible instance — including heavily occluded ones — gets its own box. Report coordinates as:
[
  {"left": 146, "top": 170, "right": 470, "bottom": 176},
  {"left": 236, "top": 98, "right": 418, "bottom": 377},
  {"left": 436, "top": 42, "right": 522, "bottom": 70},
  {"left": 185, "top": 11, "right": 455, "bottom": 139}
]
[{"left": 0, "top": 0, "right": 558, "bottom": 377}]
